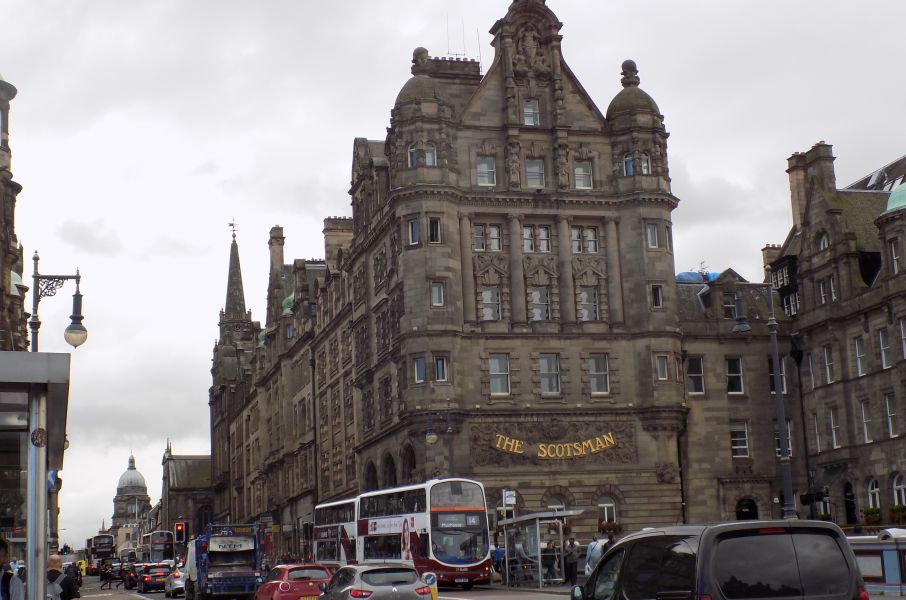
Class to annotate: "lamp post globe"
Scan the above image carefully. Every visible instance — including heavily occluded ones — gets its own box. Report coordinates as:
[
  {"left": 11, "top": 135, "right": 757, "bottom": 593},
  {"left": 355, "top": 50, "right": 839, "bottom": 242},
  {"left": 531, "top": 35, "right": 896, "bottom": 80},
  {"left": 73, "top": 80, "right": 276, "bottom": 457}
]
[{"left": 64, "top": 323, "right": 87, "bottom": 348}]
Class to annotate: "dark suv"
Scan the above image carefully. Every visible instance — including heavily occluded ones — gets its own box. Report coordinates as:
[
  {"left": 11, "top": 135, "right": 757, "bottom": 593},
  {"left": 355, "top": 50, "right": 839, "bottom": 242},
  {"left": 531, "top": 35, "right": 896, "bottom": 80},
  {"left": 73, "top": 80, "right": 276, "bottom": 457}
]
[{"left": 573, "top": 520, "right": 868, "bottom": 600}]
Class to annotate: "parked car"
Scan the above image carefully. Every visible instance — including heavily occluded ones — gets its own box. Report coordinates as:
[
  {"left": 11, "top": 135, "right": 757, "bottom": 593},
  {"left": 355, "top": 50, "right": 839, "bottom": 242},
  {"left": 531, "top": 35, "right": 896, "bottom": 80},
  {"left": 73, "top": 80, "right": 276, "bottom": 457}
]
[
  {"left": 319, "top": 564, "right": 432, "bottom": 600},
  {"left": 572, "top": 520, "right": 869, "bottom": 600},
  {"left": 164, "top": 564, "right": 186, "bottom": 598},
  {"left": 138, "top": 563, "right": 172, "bottom": 594},
  {"left": 255, "top": 564, "right": 332, "bottom": 600}
]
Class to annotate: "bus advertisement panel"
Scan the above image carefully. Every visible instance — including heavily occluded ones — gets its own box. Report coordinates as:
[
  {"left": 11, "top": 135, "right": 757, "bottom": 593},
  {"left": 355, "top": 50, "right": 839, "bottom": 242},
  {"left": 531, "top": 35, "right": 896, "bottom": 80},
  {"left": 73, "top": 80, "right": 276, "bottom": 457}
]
[
  {"left": 313, "top": 498, "right": 358, "bottom": 566},
  {"left": 357, "top": 478, "right": 491, "bottom": 589}
]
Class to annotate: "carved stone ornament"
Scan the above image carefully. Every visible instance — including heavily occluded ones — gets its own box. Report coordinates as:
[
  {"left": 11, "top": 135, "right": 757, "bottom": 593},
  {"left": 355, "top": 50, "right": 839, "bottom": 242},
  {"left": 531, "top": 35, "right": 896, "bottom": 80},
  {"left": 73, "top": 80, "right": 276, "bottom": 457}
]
[
  {"left": 523, "top": 254, "right": 558, "bottom": 278},
  {"left": 572, "top": 256, "right": 607, "bottom": 278},
  {"left": 656, "top": 462, "right": 678, "bottom": 484},
  {"left": 473, "top": 253, "right": 510, "bottom": 276},
  {"left": 512, "top": 24, "right": 551, "bottom": 83},
  {"left": 556, "top": 143, "right": 569, "bottom": 190},
  {"left": 506, "top": 140, "right": 521, "bottom": 189}
]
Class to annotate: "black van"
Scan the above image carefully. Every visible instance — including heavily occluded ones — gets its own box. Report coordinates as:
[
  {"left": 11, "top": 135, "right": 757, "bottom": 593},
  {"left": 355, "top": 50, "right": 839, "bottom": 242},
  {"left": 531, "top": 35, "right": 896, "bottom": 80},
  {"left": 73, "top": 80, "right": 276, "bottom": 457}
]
[{"left": 573, "top": 520, "right": 868, "bottom": 600}]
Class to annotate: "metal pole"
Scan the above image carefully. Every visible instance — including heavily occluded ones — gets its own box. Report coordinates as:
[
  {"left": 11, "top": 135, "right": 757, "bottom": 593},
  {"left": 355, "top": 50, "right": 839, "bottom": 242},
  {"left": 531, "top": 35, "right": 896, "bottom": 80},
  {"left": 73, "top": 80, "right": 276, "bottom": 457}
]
[
  {"left": 26, "top": 384, "right": 48, "bottom": 600},
  {"left": 765, "top": 283, "right": 796, "bottom": 519},
  {"left": 30, "top": 253, "right": 41, "bottom": 352}
]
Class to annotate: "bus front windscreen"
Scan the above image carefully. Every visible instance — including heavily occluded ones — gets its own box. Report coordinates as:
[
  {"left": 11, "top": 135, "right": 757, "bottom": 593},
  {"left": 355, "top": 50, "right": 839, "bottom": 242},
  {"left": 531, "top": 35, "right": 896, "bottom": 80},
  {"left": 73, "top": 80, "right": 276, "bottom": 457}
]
[{"left": 430, "top": 512, "right": 489, "bottom": 565}]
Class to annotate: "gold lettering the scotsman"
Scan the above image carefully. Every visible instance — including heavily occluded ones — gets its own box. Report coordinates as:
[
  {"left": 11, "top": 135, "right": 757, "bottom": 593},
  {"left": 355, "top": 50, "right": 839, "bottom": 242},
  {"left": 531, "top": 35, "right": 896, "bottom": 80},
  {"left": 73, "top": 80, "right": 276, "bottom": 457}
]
[{"left": 493, "top": 432, "right": 616, "bottom": 458}]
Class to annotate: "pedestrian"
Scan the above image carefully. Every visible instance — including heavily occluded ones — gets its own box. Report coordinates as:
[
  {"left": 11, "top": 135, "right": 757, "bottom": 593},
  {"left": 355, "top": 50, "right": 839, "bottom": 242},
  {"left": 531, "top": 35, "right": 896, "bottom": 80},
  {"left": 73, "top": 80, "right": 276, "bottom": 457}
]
[
  {"left": 0, "top": 538, "right": 25, "bottom": 600},
  {"left": 66, "top": 561, "right": 82, "bottom": 588},
  {"left": 585, "top": 534, "right": 603, "bottom": 576},
  {"left": 492, "top": 544, "right": 505, "bottom": 574},
  {"left": 563, "top": 537, "right": 580, "bottom": 587},
  {"left": 99, "top": 562, "right": 112, "bottom": 590},
  {"left": 46, "top": 554, "right": 80, "bottom": 600}
]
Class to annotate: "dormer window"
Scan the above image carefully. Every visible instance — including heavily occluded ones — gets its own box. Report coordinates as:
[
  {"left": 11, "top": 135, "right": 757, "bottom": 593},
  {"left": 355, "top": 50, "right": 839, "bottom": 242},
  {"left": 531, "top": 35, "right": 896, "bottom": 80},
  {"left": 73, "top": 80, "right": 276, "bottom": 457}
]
[
  {"left": 408, "top": 144, "right": 418, "bottom": 168},
  {"left": 425, "top": 143, "right": 437, "bottom": 167},
  {"left": 523, "top": 99, "right": 540, "bottom": 126},
  {"left": 818, "top": 232, "right": 830, "bottom": 250}
]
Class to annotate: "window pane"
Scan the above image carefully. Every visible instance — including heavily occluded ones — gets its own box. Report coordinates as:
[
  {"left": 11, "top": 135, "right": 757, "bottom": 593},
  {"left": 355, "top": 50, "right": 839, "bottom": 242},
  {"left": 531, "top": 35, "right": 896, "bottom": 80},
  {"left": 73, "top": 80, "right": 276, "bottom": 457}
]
[
  {"left": 590, "top": 355, "right": 609, "bottom": 394},
  {"left": 715, "top": 533, "right": 801, "bottom": 598},
  {"left": 531, "top": 287, "right": 550, "bottom": 321},
  {"left": 537, "top": 225, "right": 551, "bottom": 252},
  {"left": 435, "top": 357, "right": 447, "bottom": 381},
  {"left": 523, "top": 226, "right": 534, "bottom": 252},
  {"left": 431, "top": 282, "right": 444, "bottom": 306},
  {"left": 408, "top": 220, "right": 420, "bottom": 244},
  {"left": 584, "top": 228, "right": 598, "bottom": 253},
  {"left": 540, "top": 354, "right": 560, "bottom": 394},
  {"left": 571, "top": 227, "right": 582, "bottom": 253},
  {"left": 481, "top": 287, "right": 500, "bottom": 321},
  {"left": 488, "top": 226, "right": 502, "bottom": 251},
  {"left": 425, "top": 144, "right": 437, "bottom": 166},
  {"left": 523, "top": 100, "right": 539, "bottom": 126},
  {"left": 575, "top": 161, "right": 593, "bottom": 189},
  {"left": 579, "top": 286, "right": 598, "bottom": 321},
  {"left": 413, "top": 358, "right": 425, "bottom": 383},
  {"left": 428, "top": 218, "right": 441, "bottom": 243},
  {"left": 489, "top": 354, "right": 509, "bottom": 394},
  {"left": 472, "top": 225, "right": 485, "bottom": 250},
  {"left": 477, "top": 156, "right": 496, "bottom": 186},
  {"left": 647, "top": 224, "right": 659, "bottom": 248},
  {"left": 687, "top": 357, "right": 704, "bottom": 394},
  {"left": 526, "top": 159, "right": 545, "bottom": 187}
]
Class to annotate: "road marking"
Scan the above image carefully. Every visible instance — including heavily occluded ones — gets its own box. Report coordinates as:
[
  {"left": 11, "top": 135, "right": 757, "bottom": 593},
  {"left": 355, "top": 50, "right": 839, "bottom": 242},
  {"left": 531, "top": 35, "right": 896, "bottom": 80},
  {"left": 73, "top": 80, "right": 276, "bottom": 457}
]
[
  {"left": 439, "top": 596, "right": 474, "bottom": 600},
  {"left": 80, "top": 594, "right": 113, "bottom": 597}
]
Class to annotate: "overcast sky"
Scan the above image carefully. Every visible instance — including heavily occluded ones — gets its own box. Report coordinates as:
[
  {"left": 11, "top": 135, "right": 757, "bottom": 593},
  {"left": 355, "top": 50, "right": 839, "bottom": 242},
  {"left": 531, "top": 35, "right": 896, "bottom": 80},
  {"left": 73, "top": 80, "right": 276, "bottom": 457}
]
[{"left": 2, "top": 0, "right": 903, "bottom": 549}]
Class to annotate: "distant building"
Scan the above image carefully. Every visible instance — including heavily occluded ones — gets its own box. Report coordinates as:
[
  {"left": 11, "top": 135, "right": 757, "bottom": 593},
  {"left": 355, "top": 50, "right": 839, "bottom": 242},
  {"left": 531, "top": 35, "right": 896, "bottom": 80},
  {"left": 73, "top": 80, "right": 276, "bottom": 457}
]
[
  {"left": 160, "top": 443, "right": 213, "bottom": 538},
  {"left": 765, "top": 143, "right": 906, "bottom": 526},
  {"left": 110, "top": 454, "right": 152, "bottom": 548},
  {"left": 0, "top": 71, "right": 27, "bottom": 351},
  {"left": 209, "top": 0, "right": 808, "bottom": 558}
]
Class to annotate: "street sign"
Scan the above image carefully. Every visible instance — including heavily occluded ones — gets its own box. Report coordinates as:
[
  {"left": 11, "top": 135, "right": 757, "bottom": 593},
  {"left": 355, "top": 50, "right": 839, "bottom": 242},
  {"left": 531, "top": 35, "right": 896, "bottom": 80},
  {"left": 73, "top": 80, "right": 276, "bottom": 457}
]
[{"left": 503, "top": 490, "right": 516, "bottom": 506}]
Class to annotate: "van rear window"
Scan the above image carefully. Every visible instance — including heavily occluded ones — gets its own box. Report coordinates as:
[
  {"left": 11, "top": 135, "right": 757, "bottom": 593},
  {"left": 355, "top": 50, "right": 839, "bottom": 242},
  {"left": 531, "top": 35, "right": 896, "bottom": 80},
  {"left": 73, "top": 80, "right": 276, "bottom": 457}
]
[{"left": 714, "top": 529, "right": 850, "bottom": 598}]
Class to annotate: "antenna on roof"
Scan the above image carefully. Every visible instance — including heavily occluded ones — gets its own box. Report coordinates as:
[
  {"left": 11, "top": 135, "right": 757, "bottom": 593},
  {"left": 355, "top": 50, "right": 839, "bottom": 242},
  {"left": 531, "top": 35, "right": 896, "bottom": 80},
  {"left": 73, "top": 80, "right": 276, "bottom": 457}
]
[{"left": 477, "top": 28, "right": 482, "bottom": 71}]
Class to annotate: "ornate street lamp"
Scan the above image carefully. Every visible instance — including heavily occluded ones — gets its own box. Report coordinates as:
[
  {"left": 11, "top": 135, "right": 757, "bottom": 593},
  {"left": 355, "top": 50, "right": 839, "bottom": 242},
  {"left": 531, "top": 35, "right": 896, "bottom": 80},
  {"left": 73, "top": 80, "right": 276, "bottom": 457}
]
[
  {"left": 29, "top": 251, "right": 87, "bottom": 351},
  {"left": 733, "top": 272, "right": 795, "bottom": 519}
]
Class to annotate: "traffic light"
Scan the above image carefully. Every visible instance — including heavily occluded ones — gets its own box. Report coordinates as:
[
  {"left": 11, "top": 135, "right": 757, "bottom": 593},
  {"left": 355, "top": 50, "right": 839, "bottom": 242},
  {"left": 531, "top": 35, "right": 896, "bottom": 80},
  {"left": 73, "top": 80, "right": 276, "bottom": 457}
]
[{"left": 174, "top": 522, "right": 186, "bottom": 543}]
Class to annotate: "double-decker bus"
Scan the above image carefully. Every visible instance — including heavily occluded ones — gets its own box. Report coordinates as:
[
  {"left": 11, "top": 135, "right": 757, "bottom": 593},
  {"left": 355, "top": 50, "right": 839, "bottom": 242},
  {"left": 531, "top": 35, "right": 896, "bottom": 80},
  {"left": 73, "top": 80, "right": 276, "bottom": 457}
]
[
  {"left": 357, "top": 478, "right": 492, "bottom": 589},
  {"left": 91, "top": 534, "right": 115, "bottom": 573},
  {"left": 313, "top": 497, "right": 358, "bottom": 566},
  {"left": 142, "top": 531, "right": 175, "bottom": 563}
]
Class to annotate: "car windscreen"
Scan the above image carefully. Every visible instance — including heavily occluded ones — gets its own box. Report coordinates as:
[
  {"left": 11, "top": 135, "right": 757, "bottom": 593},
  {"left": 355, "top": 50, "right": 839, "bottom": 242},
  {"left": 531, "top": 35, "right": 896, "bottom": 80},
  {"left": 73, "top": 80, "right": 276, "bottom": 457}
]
[
  {"left": 361, "top": 568, "right": 419, "bottom": 586},
  {"left": 288, "top": 568, "right": 329, "bottom": 581},
  {"left": 714, "top": 528, "right": 851, "bottom": 598}
]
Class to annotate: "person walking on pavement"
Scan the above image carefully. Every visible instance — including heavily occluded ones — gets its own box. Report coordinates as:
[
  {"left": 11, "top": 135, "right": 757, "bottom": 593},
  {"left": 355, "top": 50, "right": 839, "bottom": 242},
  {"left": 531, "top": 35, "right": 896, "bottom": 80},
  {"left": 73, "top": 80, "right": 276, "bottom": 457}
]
[
  {"left": 47, "top": 554, "right": 80, "bottom": 600},
  {"left": 585, "top": 534, "right": 603, "bottom": 576},
  {"left": 99, "top": 562, "right": 112, "bottom": 590},
  {"left": 0, "top": 538, "right": 25, "bottom": 600},
  {"left": 563, "top": 537, "right": 580, "bottom": 587}
]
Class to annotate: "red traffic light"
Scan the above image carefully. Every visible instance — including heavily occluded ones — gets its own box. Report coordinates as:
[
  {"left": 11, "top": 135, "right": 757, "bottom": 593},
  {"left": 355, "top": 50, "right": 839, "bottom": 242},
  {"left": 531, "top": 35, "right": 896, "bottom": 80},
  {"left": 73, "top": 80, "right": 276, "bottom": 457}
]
[{"left": 174, "top": 522, "right": 186, "bottom": 542}]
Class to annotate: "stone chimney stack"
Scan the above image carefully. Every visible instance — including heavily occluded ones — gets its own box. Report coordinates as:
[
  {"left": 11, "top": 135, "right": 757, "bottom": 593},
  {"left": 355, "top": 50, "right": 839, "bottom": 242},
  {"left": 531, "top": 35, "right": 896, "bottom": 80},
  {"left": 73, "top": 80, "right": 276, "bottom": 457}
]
[
  {"left": 269, "top": 226, "right": 285, "bottom": 280},
  {"left": 323, "top": 217, "right": 353, "bottom": 272},
  {"left": 787, "top": 141, "right": 837, "bottom": 228}
]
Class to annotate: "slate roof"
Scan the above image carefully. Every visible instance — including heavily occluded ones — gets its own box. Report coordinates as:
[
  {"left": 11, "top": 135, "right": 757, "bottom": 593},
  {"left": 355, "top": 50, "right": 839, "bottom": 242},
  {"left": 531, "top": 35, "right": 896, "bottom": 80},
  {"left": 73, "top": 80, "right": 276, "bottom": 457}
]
[
  {"left": 821, "top": 188, "right": 889, "bottom": 252},
  {"left": 165, "top": 456, "right": 211, "bottom": 490}
]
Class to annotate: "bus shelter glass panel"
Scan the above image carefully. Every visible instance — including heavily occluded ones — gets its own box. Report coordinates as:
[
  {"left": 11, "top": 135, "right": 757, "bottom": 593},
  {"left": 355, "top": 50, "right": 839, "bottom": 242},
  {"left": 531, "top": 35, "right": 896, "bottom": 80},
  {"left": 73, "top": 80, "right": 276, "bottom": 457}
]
[
  {"left": 539, "top": 520, "right": 564, "bottom": 584},
  {"left": 505, "top": 521, "right": 539, "bottom": 586}
]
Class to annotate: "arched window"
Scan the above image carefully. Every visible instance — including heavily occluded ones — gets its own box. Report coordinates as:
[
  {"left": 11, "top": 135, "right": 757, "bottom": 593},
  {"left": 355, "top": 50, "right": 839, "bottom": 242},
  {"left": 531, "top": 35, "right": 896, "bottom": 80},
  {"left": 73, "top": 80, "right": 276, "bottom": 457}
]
[
  {"left": 364, "top": 462, "right": 379, "bottom": 492},
  {"left": 893, "top": 473, "right": 906, "bottom": 505},
  {"left": 818, "top": 232, "right": 830, "bottom": 251},
  {"left": 622, "top": 154, "right": 634, "bottom": 176},
  {"left": 638, "top": 153, "right": 651, "bottom": 175},
  {"left": 424, "top": 143, "right": 437, "bottom": 167},
  {"left": 381, "top": 454, "right": 397, "bottom": 488},
  {"left": 408, "top": 144, "right": 419, "bottom": 168},
  {"left": 597, "top": 496, "right": 617, "bottom": 525},
  {"left": 867, "top": 479, "right": 881, "bottom": 509},
  {"left": 400, "top": 445, "right": 417, "bottom": 484}
]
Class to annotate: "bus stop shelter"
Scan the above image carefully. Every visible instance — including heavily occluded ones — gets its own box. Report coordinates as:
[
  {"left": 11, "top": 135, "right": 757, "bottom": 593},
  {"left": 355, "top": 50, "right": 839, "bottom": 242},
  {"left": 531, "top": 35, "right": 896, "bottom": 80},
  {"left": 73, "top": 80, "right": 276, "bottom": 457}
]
[{"left": 499, "top": 509, "right": 583, "bottom": 589}]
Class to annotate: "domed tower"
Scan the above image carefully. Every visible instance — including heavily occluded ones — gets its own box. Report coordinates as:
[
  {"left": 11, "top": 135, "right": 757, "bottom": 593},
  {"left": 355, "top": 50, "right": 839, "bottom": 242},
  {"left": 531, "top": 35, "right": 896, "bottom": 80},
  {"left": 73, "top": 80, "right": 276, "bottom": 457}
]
[
  {"left": 876, "top": 182, "right": 906, "bottom": 281},
  {"left": 111, "top": 454, "right": 151, "bottom": 530}
]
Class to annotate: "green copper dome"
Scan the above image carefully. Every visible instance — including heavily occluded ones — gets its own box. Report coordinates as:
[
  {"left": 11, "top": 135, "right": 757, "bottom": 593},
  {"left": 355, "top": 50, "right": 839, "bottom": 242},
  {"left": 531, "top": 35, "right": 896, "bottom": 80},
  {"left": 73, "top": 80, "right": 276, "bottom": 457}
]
[{"left": 884, "top": 182, "right": 906, "bottom": 215}]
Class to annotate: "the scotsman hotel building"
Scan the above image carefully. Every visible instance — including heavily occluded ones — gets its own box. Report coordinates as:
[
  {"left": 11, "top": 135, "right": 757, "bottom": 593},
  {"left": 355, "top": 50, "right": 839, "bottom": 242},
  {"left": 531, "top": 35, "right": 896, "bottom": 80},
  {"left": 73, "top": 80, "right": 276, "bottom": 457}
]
[{"left": 209, "top": 0, "right": 807, "bottom": 553}]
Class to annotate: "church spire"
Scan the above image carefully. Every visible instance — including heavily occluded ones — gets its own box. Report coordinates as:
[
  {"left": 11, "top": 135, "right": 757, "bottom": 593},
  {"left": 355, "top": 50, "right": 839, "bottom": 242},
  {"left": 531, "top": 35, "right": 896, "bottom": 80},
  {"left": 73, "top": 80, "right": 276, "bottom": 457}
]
[{"left": 223, "top": 224, "right": 247, "bottom": 323}]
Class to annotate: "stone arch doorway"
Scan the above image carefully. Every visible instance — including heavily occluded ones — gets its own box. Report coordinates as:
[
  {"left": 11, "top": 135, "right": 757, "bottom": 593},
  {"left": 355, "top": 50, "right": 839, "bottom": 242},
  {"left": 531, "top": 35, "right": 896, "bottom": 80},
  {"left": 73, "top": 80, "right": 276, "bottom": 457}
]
[
  {"left": 844, "top": 482, "right": 858, "bottom": 525},
  {"left": 735, "top": 498, "right": 758, "bottom": 520},
  {"left": 364, "top": 461, "right": 378, "bottom": 492}
]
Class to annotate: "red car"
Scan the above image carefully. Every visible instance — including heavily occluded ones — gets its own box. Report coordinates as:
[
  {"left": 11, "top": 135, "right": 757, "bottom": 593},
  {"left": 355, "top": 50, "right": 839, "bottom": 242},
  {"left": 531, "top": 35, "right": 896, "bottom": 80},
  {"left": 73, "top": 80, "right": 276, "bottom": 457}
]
[{"left": 255, "top": 564, "right": 333, "bottom": 600}]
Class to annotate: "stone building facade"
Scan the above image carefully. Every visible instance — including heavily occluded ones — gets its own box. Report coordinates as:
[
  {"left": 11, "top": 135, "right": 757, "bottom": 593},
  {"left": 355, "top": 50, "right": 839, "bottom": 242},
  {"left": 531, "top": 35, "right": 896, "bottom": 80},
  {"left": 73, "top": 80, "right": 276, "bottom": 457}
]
[
  {"left": 0, "top": 72, "right": 27, "bottom": 351},
  {"left": 159, "top": 443, "right": 214, "bottom": 538},
  {"left": 110, "top": 454, "right": 152, "bottom": 549},
  {"left": 765, "top": 144, "right": 906, "bottom": 527},
  {"left": 209, "top": 0, "right": 807, "bottom": 554}
]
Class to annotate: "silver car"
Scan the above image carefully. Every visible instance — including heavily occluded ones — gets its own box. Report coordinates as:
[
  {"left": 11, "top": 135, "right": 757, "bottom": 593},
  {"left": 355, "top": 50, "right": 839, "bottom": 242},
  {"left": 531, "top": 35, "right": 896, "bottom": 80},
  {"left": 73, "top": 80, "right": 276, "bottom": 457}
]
[
  {"left": 319, "top": 565, "right": 432, "bottom": 599},
  {"left": 164, "top": 564, "right": 186, "bottom": 597}
]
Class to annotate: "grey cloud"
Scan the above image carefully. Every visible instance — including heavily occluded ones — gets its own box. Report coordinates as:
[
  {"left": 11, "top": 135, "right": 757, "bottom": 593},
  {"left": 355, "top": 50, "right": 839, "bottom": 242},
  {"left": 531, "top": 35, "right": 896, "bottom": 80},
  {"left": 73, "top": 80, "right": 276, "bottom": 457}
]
[{"left": 57, "top": 219, "right": 124, "bottom": 254}]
